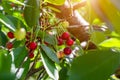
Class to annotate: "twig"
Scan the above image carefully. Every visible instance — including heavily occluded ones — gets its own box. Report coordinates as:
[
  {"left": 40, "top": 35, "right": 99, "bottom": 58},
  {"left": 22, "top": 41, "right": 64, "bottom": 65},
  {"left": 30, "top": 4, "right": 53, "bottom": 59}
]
[
  {"left": 37, "top": 69, "right": 46, "bottom": 80},
  {"left": 73, "top": 0, "right": 86, "bottom": 10},
  {"left": 25, "top": 66, "right": 44, "bottom": 79},
  {"left": 25, "top": 51, "right": 40, "bottom": 79}
]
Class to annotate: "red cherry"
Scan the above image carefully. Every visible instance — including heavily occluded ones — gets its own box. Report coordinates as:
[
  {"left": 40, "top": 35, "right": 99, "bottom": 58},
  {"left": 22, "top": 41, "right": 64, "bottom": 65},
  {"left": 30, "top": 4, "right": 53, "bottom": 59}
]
[
  {"left": 7, "top": 32, "right": 14, "bottom": 39},
  {"left": 6, "top": 42, "right": 13, "bottom": 49},
  {"left": 26, "top": 32, "right": 31, "bottom": 40},
  {"left": 29, "top": 42, "right": 37, "bottom": 50},
  {"left": 29, "top": 52, "right": 34, "bottom": 58},
  {"left": 63, "top": 47, "right": 72, "bottom": 55},
  {"left": 61, "top": 32, "right": 70, "bottom": 40},
  {"left": 66, "top": 38, "right": 74, "bottom": 46},
  {"left": 57, "top": 38, "right": 63, "bottom": 46}
]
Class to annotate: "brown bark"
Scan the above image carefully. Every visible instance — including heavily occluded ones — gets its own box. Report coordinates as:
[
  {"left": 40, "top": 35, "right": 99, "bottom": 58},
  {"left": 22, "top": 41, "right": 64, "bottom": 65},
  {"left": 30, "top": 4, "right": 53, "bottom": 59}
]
[{"left": 67, "top": 25, "right": 89, "bottom": 42}]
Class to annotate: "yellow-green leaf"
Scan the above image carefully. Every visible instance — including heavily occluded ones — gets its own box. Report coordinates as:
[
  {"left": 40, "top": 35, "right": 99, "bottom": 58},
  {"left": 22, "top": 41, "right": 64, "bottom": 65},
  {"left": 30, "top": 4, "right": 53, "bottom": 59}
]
[
  {"left": 44, "top": 0, "right": 65, "bottom": 5},
  {"left": 98, "top": 0, "right": 120, "bottom": 34},
  {"left": 90, "top": 31, "right": 106, "bottom": 45},
  {"left": 99, "top": 38, "right": 120, "bottom": 48}
]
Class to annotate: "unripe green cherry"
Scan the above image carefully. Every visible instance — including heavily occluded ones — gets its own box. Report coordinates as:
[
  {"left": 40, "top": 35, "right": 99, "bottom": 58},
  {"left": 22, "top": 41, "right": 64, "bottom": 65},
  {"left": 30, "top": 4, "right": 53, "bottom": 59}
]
[
  {"left": 14, "top": 28, "right": 26, "bottom": 40},
  {"left": 62, "top": 21, "right": 69, "bottom": 28}
]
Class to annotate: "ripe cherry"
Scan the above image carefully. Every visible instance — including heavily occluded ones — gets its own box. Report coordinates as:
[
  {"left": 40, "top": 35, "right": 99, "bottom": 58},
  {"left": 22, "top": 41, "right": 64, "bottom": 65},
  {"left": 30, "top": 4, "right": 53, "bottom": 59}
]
[
  {"left": 29, "top": 52, "right": 34, "bottom": 58},
  {"left": 66, "top": 38, "right": 74, "bottom": 46},
  {"left": 61, "top": 32, "right": 70, "bottom": 40},
  {"left": 63, "top": 47, "right": 72, "bottom": 55},
  {"left": 7, "top": 32, "right": 14, "bottom": 39},
  {"left": 6, "top": 42, "right": 13, "bottom": 49},
  {"left": 57, "top": 38, "right": 63, "bottom": 46},
  {"left": 29, "top": 42, "right": 37, "bottom": 50},
  {"left": 26, "top": 32, "right": 31, "bottom": 40}
]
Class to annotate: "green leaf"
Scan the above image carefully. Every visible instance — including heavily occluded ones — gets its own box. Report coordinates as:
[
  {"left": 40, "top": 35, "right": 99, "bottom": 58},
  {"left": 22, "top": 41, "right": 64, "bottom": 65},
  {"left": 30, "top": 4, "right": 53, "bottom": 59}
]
[
  {"left": 7, "top": 15, "right": 27, "bottom": 29},
  {"left": 44, "top": 34, "right": 57, "bottom": 45},
  {"left": 12, "top": 46, "right": 28, "bottom": 67},
  {"left": 41, "top": 50, "right": 59, "bottom": 80},
  {"left": 59, "top": 66, "right": 69, "bottom": 80},
  {"left": 110, "top": 31, "right": 120, "bottom": 38},
  {"left": 92, "top": 18, "right": 103, "bottom": 25},
  {"left": 0, "top": 31, "right": 8, "bottom": 46},
  {"left": 20, "top": 59, "right": 30, "bottom": 80},
  {"left": 38, "top": 30, "right": 57, "bottom": 45},
  {"left": 2, "top": 1, "right": 13, "bottom": 14},
  {"left": 69, "top": 49, "right": 120, "bottom": 80},
  {"left": 13, "top": 40, "right": 22, "bottom": 48},
  {"left": 44, "top": 0, "right": 65, "bottom": 5},
  {"left": 0, "top": 49, "right": 12, "bottom": 73},
  {"left": 0, "top": 49, "right": 14, "bottom": 80},
  {"left": 0, "top": 13, "right": 16, "bottom": 31},
  {"left": 12, "top": 12, "right": 28, "bottom": 28},
  {"left": 99, "top": 38, "right": 120, "bottom": 48},
  {"left": 41, "top": 44, "right": 59, "bottom": 64},
  {"left": 90, "top": 31, "right": 106, "bottom": 45},
  {"left": 0, "top": 72, "right": 15, "bottom": 80},
  {"left": 24, "top": 0, "right": 40, "bottom": 27},
  {"left": 34, "top": 61, "right": 43, "bottom": 69}
]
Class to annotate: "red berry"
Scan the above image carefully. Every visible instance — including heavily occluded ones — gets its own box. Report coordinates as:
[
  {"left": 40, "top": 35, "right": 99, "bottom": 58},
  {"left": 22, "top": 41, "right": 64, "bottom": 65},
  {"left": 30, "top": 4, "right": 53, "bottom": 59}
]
[
  {"left": 26, "top": 32, "right": 31, "bottom": 40},
  {"left": 6, "top": 42, "right": 13, "bottom": 49},
  {"left": 61, "top": 32, "right": 70, "bottom": 40},
  {"left": 63, "top": 47, "right": 72, "bottom": 55},
  {"left": 29, "top": 42, "right": 37, "bottom": 50},
  {"left": 66, "top": 38, "right": 74, "bottom": 46},
  {"left": 7, "top": 32, "right": 14, "bottom": 39},
  {"left": 57, "top": 38, "right": 63, "bottom": 46},
  {"left": 29, "top": 52, "right": 34, "bottom": 58}
]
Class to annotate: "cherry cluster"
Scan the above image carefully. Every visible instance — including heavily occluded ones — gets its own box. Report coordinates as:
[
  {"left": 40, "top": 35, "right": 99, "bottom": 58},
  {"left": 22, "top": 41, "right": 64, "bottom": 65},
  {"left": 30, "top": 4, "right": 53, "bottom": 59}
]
[
  {"left": 6, "top": 28, "right": 26, "bottom": 49},
  {"left": 7, "top": 31, "right": 37, "bottom": 59},
  {"left": 6, "top": 31, "right": 14, "bottom": 50},
  {"left": 7, "top": 31, "right": 74, "bottom": 59},
  {"left": 57, "top": 32, "right": 74, "bottom": 56},
  {"left": 25, "top": 32, "right": 37, "bottom": 59},
  {"left": 28, "top": 42, "right": 37, "bottom": 59}
]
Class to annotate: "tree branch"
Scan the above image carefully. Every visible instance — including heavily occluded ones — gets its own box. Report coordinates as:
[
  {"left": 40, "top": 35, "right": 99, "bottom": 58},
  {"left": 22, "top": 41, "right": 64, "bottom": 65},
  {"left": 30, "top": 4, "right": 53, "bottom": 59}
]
[
  {"left": 73, "top": 0, "right": 86, "bottom": 10},
  {"left": 25, "top": 66, "right": 44, "bottom": 79}
]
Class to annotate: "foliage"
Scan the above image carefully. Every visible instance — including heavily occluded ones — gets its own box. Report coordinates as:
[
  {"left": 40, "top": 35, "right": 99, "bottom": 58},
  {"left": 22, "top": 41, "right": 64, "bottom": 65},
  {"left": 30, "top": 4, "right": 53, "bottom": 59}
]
[{"left": 0, "top": 0, "right": 120, "bottom": 80}]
